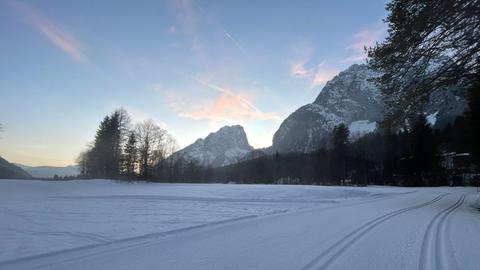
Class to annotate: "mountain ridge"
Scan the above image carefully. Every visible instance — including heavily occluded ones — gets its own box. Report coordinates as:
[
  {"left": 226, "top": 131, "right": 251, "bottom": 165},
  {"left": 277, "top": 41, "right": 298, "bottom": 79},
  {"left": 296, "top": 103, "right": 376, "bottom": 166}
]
[
  {"left": 0, "top": 156, "right": 32, "bottom": 179},
  {"left": 271, "top": 63, "right": 467, "bottom": 153},
  {"left": 15, "top": 164, "right": 80, "bottom": 178}
]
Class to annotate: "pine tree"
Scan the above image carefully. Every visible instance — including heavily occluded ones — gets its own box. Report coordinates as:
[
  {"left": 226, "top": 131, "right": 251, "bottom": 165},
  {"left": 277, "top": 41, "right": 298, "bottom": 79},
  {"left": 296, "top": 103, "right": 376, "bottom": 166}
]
[
  {"left": 410, "top": 115, "right": 438, "bottom": 185},
  {"left": 465, "top": 80, "right": 480, "bottom": 165},
  {"left": 331, "top": 124, "right": 350, "bottom": 184},
  {"left": 382, "top": 127, "right": 397, "bottom": 184},
  {"left": 123, "top": 132, "right": 138, "bottom": 179},
  {"left": 108, "top": 108, "right": 131, "bottom": 178},
  {"left": 333, "top": 124, "right": 350, "bottom": 150},
  {"left": 90, "top": 115, "right": 112, "bottom": 178},
  {"left": 368, "top": 0, "right": 480, "bottom": 126},
  {"left": 83, "top": 109, "right": 130, "bottom": 179}
]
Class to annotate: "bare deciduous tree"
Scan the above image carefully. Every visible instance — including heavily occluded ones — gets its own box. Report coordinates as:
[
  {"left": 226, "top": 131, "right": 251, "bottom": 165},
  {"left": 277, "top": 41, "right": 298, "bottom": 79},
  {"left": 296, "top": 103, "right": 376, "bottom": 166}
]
[{"left": 136, "top": 119, "right": 165, "bottom": 180}]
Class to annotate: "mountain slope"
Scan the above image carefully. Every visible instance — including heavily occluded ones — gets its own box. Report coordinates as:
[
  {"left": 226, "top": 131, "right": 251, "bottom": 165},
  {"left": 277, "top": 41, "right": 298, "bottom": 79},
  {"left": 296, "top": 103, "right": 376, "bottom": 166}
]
[
  {"left": 16, "top": 164, "right": 80, "bottom": 178},
  {"left": 272, "top": 64, "right": 467, "bottom": 153},
  {"left": 273, "top": 64, "right": 383, "bottom": 153},
  {"left": 0, "top": 156, "right": 32, "bottom": 179},
  {"left": 173, "top": 125, "right": 253, "bottom": 167}
]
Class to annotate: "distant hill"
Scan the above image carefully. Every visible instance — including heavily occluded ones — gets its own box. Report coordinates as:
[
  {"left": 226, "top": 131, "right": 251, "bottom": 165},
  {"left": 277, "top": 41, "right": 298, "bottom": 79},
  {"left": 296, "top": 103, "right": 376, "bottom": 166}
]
[
  {"left": 0, "top": 156, "right": 32, "bottom": 179},
  {"left": 15, "top": 164, "right": 80, "bottom": 178}
]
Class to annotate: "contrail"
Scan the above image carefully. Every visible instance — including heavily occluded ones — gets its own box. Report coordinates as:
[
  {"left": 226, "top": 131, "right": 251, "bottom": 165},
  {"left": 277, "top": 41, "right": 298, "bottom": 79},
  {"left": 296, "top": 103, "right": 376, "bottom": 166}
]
[
  {"left": 191, "top": 1, "right": 250, "bottom": 60},
  {"left": 221, "top": 28, "right": 251, "bottom": 60}
]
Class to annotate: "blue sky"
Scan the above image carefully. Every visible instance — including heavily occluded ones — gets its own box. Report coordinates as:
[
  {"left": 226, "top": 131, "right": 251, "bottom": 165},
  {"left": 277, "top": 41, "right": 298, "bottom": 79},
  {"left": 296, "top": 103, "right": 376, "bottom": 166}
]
[{"left": 0, "top": 0, "right": 387, "bottom": 166}]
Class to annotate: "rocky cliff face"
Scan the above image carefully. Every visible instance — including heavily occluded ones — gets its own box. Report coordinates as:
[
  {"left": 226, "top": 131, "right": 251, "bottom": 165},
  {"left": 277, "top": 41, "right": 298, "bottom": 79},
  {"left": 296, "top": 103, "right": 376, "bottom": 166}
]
[
  {"left": 424, "top": 85, "right": 468, "bottom": 127},
  {"left": 272, "top": 64, "right": 467, "bottom": 153},
  {"left": 273, "top": 64, "right": 383, "bottom": 153},
  {"left": 173, "top": 125, "right": 253, "bottom": 167}
]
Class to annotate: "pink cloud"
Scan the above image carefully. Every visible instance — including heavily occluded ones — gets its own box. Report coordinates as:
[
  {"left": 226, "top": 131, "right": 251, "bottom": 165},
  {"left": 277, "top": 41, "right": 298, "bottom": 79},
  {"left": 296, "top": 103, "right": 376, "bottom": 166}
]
[
  {"left": 291, "top": 60, "right": 312, "bottom": 78},
  {"left": 165, "top": 79, "right": 281, "bottom": 123},
  {"left": 310, "top": 67, "right": 339, "bottom": 87},
  {"left": 347, "top": 30, "right": 382, "bottom": 51},
  {"left": 291, "top": 61, "right": 339, "bottom": 88},
  {"left": 179, "top": 92, "right": 280, "bottom": 123},
  {"left": 343, "top": 26, "right": 386, "bottom": 63},
  {"left": 9, "top": 0, "right": 87, "bottom": 63}
]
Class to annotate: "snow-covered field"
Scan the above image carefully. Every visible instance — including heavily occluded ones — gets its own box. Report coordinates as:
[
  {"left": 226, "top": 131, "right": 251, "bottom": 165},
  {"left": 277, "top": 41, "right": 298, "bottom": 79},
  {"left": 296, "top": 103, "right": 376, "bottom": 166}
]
[{"left": 1, "top": 180, "right": 479, "bottom": 270}]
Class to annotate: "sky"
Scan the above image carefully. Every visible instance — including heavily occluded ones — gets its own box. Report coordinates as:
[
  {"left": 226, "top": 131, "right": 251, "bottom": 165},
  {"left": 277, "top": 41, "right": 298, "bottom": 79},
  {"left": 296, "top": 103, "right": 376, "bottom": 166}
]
[{"left": 0, "top": 0, "right": 388, "bottom": 166}]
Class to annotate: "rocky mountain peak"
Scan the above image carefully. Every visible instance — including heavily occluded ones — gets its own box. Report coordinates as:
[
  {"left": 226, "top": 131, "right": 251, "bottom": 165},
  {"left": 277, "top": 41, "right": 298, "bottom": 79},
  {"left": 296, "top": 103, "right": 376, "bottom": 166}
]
[
  {"left": 271, "top": 63, "right": 466, "bottom": 153},
  {"left": 272, "top": 64, "right": 383, "bottom": 153},
  {"left": 173, "top": 125, "right": 253, "bottom": 168}
]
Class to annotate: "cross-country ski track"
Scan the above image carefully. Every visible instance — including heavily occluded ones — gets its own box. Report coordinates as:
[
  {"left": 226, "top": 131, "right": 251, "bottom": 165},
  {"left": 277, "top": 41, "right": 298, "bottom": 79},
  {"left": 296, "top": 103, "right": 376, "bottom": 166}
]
[{"left": 1, "top": 180, "right": 479, "bottom": 270}]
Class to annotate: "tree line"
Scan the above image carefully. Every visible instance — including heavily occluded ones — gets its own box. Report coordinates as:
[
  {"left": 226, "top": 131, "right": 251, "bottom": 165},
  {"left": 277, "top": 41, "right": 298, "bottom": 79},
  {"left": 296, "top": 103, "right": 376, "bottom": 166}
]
[
  {"left": 171, "top": 113, "right": 477, "bottom": 186},
  {"left": 77, "top": 108, "right": 189, "bottom": 181},
  {"left": 76, "top": 108, "right": 228, "bottom": 182}
]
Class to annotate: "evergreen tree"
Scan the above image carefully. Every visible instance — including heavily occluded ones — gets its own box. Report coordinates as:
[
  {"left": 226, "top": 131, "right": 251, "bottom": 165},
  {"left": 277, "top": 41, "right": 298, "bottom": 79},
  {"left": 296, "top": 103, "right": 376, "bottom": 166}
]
[
  {"left": 123, "top": 131, "right": 138, "bottom": 179},
  {"left": 109, "top": 112, "right": 122, "bottom": 177},
  {"left": 410, "top": 115, "right": 438, "bottom": 184},
  {"left": 368, "top": 0, "right": 480, "bottom": 126},
  {"left": 82, "top": 109, "right": 130, "bottom": 179},
  {"left": 90, "top": 115, "right": 113, "bottom": 178},
  {"left": 109, "top": 108, "right": 131, "bottom": 178},
  {"left": 465, "top": 80, "right": 480, "bottom": 165},
  {"left": 333, "top": 124, "right": 350, "bottom": 150},
  {"left": 331, "top": 124, "right": 350, "bottom": 184},
  {"left": 382, "top": 127, "right": 397, "bottom": 184}
]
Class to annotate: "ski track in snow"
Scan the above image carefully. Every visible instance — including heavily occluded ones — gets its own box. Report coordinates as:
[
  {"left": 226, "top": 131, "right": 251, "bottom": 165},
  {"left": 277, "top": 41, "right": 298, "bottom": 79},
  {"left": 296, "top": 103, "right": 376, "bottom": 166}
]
[
  {"left": 0, "top": 187, "right": 402, "bottom": 268},
  {"left": 1, "top": 180, "right": 479, "bottom": 270},
  {"left": 418, "top": 194, "right": 466, "bottom": 270},
  {"left": 301, "top": 193, "right": 448, "bottom": 270}
]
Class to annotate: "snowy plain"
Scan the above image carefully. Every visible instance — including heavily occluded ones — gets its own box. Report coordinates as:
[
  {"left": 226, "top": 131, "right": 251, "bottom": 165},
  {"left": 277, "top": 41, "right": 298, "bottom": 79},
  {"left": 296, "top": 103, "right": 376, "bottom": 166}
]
[{"left": 0, "top": 179, "right": 479, "bottom": 270}]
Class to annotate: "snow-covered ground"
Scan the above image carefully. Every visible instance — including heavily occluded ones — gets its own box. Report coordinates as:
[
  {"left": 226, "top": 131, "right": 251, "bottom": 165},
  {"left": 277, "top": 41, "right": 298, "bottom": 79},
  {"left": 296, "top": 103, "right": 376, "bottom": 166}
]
[{"left": 1, "top": 180, "right": 479, "bottom": 270}]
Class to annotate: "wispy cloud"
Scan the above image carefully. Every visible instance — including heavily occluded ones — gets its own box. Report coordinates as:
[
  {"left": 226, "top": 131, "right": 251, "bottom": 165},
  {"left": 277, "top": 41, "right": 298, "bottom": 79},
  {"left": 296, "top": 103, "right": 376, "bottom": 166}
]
[
  {"left": 343, "top": 25, "right": 386, "bottom": 63},
  {"left": 163, "top": 78, "right": 281, "bottom": 123},
  {"left": 9, "top": 0, "right": 87, "bottom": 63},
  {"left": 179, "top": 92, "right": 280, "bottom": 123},
  {"left": 291, "top": 60, "right": 312, "bottom": 78},
  {"left": 185, "top": 79, "right": 281, "bottom": 122},
  {"left": 291, "top": 60, "right": 339, "bottom": 88},
  {"left": 311, "top": 65, "right": 340, "bottom": 87}
]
